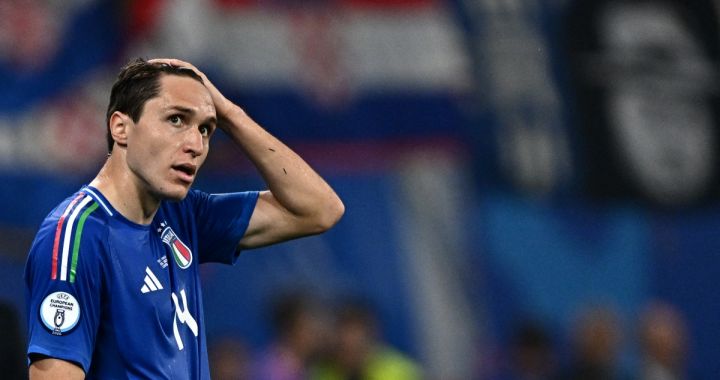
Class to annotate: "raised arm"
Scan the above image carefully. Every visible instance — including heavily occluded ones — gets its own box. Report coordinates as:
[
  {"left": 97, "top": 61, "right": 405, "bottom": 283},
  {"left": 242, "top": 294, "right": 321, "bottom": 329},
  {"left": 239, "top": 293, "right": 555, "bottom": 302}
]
[{"left": 149, "top": 59, "right": 344, "bottom": 248}]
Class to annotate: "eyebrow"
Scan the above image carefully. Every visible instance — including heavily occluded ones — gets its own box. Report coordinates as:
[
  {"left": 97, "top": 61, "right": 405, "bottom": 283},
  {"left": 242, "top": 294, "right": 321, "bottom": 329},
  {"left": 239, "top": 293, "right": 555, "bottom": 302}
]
[{"left": 167, "top": 105, "right": 217, "bottom": 126}]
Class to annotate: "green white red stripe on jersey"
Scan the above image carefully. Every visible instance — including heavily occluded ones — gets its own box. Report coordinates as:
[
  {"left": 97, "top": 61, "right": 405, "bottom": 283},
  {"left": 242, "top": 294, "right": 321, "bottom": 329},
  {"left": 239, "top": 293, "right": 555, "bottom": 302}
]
[{"left": 51, "top": 194, "right": 99, "bottom": 283}]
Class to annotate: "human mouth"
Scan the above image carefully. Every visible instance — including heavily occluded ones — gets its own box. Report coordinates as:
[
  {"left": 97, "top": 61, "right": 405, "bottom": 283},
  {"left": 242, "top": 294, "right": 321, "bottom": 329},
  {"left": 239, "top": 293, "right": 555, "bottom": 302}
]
[{"left": 171, "top": 163, "right": 197, "bottom": 184}]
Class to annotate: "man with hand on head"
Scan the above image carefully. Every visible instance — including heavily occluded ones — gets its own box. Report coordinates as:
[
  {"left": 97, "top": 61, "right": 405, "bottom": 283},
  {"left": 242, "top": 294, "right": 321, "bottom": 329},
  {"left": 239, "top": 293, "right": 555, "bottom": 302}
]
[{"left": 24, "top": 58, "right": 344, "bottom": 379}]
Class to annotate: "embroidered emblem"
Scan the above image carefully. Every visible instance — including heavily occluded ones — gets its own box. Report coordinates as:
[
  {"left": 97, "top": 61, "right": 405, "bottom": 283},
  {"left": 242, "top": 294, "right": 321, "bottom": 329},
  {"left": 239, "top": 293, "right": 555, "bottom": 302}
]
[{"left": 160, "top": 224, "right": 192, "bottom": 269}]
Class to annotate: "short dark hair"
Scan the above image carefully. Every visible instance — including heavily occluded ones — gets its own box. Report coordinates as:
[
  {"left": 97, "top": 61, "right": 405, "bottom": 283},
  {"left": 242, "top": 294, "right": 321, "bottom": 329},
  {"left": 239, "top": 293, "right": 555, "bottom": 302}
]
[{"left": 105, "top": 58, "right": 204, "bottom": 152}]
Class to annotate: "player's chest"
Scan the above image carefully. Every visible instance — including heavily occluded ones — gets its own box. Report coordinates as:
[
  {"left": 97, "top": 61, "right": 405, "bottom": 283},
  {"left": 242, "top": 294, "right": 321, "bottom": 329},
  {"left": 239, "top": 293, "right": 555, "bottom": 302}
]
[
  {"left": 104, "top": 221, "right": 203, "bottom": 355},
  {"left": 107, "top": 223, "right": 198, "bottom": 309}
]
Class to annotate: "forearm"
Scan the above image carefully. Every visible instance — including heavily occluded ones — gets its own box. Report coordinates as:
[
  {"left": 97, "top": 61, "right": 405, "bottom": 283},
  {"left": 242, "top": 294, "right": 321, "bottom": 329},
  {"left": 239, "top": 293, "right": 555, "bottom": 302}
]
[{"left": 222, "top": 106, "right": 343, "bottom": 228}]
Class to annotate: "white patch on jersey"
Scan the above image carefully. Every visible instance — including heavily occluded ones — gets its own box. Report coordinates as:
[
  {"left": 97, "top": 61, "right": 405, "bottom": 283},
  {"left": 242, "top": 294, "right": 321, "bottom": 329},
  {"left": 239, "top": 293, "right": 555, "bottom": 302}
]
[{"left": 39, "top": 291, "right": 80, "bottom": 335}]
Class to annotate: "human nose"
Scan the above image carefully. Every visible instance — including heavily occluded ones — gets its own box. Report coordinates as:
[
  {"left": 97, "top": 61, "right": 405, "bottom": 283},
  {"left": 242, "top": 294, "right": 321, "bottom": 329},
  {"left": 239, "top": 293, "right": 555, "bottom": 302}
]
[{"left": 183, "top": 127, "right": 204, "bottom": 157}]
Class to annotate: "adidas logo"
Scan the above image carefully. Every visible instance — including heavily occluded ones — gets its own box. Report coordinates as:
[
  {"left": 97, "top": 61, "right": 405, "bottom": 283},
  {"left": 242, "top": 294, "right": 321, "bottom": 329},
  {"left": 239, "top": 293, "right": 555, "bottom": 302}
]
[{"left": 141, "top": 266, "right": 164, "bottom": 293}]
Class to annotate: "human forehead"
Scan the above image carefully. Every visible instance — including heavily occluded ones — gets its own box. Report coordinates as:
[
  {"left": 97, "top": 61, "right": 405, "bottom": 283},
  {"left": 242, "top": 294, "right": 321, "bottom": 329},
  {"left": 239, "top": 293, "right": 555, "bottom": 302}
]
[{"left": 150, "top": 75, "right": 215, "bottom": 116}]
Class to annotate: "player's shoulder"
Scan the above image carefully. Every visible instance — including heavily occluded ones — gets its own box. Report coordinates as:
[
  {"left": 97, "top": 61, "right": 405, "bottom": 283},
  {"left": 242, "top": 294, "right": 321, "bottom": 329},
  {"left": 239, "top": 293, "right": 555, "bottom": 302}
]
[
  {"left": 46, "top": 189, "right": 110, "bottom": 225},
  {"left": 27, "top": 188, "right": 112, "bottom": 280},
  {"left": 33, "top": 189, "right": 111, "bottom": 250}
]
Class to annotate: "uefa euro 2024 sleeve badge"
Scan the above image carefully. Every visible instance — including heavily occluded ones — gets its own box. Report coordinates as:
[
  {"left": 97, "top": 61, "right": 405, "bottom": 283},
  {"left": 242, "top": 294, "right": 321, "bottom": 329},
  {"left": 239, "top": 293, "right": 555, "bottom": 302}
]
[
  {"left": 159, "top": 222, "right": 193, "bottom": 269},
  {"left": 40, "top": 291, "right": 80, "bottom": 335}
]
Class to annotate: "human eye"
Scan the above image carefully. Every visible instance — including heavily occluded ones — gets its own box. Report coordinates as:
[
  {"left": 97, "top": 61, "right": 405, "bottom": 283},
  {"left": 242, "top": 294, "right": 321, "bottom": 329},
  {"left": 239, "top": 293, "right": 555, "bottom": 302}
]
[
  {"left": 168, "top": 114, "right": 183, "bottom": 126},
  {"left": 199, "top": 124, "right": 211, "bottom": 137}
]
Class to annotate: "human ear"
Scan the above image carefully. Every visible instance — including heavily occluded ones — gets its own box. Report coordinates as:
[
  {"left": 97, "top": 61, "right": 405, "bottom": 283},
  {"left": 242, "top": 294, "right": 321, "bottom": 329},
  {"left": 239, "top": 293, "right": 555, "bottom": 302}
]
[{"left": 109, "top": 111, "right": 131, "bottom": 148}]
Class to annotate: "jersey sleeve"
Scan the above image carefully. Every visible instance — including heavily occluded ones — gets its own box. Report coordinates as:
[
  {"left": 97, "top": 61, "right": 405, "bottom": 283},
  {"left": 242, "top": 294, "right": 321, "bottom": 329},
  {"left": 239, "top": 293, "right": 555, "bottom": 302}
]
[
  {"left": 24, "top": 211, "right": 106, "bottom": 374},
  {"left": 186, "top": 189, "right": 259, "bottom": 264}
]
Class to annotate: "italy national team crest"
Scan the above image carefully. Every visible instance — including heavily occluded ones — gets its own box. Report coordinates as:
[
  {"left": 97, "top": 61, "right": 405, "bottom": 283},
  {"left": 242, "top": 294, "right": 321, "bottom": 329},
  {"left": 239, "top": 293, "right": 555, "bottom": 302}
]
[{"left": 160, "top": 224, "right": 193, "bottom": 269}]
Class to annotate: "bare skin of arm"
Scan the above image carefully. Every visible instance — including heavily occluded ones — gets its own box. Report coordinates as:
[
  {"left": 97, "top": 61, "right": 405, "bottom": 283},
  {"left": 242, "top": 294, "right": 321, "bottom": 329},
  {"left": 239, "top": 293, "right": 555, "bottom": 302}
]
[
  {"left": 149, "top": 58, "right": 345, "bottom": 248},
  {"left": 30, "top": 358, "right": 84, "bottom": 380}
]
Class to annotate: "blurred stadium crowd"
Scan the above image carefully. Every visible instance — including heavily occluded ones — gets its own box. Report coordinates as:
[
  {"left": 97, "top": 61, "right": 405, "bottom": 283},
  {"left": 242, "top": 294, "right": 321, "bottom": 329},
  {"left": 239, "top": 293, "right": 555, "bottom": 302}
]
[{"left": 1, "top": 0, "right": 719, "bottom": 379}]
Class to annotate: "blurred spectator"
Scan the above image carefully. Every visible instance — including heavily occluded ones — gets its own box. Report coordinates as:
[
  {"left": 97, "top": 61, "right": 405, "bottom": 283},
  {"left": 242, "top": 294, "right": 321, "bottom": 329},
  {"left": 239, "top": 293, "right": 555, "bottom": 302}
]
[
  {"left": 312, "top": 299, "right": 421, "bottom": 380},
  {"left": 638, "top": 302, "right": 689, "bottom": 380},
  {"left": 254, "top": 293, "right": 329, "bottom": 380},
  {"left": 504, "top": 320, "right": 558, "bottom": 380},
  {"left": 209, "top": 336, "right": 251, "bottom": 380},
  {"left": 0, "top": 302, "right": 26, "bottom": 380},
  {"left": 560, "top": 306, "right": 630, "bottom": 380}
]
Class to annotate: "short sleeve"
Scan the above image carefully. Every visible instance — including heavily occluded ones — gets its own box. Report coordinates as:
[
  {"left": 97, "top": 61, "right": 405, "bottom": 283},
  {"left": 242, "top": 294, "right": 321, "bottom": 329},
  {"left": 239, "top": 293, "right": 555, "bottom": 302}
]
[
  {"left": 185, "top": 189, "right": 259, "bottom": 264},
  {"left": 25, "top": 214, "right": 106, "bottom": 374}
]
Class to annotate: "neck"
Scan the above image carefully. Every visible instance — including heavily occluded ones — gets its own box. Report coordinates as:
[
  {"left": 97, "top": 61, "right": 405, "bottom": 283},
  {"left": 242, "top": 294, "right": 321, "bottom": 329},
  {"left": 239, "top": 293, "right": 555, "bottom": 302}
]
[{"left": 89, "top": 151, "right": 161, "bottom": 225}]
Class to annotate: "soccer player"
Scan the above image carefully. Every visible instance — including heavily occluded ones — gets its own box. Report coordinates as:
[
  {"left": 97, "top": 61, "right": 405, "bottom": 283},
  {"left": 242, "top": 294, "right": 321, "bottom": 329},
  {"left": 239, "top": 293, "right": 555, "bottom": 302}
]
[{"left": 24, "top": 58, "right": 344, "bottom": 379}]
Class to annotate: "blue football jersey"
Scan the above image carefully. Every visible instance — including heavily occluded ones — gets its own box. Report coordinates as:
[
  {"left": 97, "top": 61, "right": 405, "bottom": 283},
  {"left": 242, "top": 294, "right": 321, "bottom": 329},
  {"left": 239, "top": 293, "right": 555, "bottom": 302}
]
[{"left": 25, "top": 185, "right": 259, "bottom": 379}]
